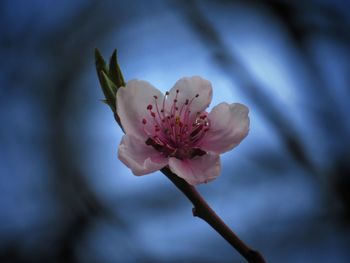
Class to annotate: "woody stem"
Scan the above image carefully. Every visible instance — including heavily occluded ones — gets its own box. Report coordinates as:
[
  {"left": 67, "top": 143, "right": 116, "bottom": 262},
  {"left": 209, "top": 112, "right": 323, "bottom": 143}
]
[{"left": 161, "top": 167, "right": 267, "bottom": 263}]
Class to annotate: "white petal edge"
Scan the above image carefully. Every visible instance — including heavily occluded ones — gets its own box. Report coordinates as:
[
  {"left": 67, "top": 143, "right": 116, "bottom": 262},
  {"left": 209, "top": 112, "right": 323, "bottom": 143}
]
[
  {"left": 117, "top": 80, "right": 164, "bottom": 141},
  {"left": 118, "top": 135, "right": 168, "bottom": 176},
  {"left": 200, "top": 103, "right": 250, "bottom": 154},
  {"left": 166, "top": 76, "right": 213, "bottom": 120},
  {"left": 168, "top": 153, "right": 221, "bottom": 185}
]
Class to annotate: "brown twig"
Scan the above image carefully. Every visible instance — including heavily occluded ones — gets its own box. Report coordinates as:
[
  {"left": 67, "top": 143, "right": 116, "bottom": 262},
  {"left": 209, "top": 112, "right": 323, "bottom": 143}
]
[{"left": 161, "top": 167, "right": 267, "bottom": 263}]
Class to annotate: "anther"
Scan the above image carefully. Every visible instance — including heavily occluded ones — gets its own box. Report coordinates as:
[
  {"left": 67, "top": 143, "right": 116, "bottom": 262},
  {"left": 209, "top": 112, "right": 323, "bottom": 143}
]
[
  {"left": 142, "top": 119, "right": 147, "bottom": 125},
  {"left": 153, "top": 95, "right": 158, "bottom": 99},
  {"left": 147, "top": 104, "right": 153, "bottom": 110},
  {"left": 195, "top": 94, "right": 199, "bottom": 98},
  {"left": 165, "top": 91, "right": 169, "bottom": 95},
  {"left": 176, "top": 89, "right": 179, "bottom": 93}
]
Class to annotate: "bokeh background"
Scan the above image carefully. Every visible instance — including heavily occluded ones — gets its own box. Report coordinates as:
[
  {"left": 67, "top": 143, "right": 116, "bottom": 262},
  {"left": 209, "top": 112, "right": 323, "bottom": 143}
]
[{"left": 1, "top": 0, "right": 350, "bottom": 262}]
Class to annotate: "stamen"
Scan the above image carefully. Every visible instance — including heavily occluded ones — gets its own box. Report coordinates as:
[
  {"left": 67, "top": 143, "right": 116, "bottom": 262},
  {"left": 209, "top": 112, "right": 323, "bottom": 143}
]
[
  {"left": 190, "top": 125, "right": 203, "bottom": 138},
  {"left": 170, "top": 89, "right": 180, "bottom": 117},
  {"left": 178, "top": 103, "right": 187, "bottom": 119},
  {"left": 183, "top": 110, "right": 191, "bottom": 127},
  {"left": 160, "top": 92, "right": 168, "bottom": 120},
  {"left": 143, "top": 88, "right": 209, "bottom": 159},
  {"left": 154, "top": 95, "right": 165, "bottom": 130}
]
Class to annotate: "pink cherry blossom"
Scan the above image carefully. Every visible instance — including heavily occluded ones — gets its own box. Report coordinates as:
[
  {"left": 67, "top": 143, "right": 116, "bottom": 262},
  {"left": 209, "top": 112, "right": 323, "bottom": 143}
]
[{"left": 117, "top": 76, "right": 250, "bottom": 185}]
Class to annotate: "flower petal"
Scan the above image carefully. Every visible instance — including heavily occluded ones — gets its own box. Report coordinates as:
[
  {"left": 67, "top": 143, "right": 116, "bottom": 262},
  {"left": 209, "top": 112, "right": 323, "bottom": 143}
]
[
  {"left": 200, "top": 103, "right": 249, "bottom": 154},
  {"left": 117, "top": 80, "right": 164, "bottom": 140},
  {"left": 168, "top": 153, "right": 221, "bottom": 185},
  {"left": 118, "top": 135, "right": 168, "bottom": 176},
  {"left": 166, "top": 76, "right": 212, "bottom": 119}
]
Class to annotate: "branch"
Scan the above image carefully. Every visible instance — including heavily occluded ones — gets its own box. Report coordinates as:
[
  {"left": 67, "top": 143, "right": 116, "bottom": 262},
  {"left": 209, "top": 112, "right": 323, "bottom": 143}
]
[{"left": 161, "top": 167, "right": 266, "bottom": 263}]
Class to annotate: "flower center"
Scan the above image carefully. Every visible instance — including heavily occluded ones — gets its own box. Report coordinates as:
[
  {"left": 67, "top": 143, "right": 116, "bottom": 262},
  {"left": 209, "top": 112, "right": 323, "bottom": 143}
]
[{"left": 141, "top": 89, "right": 210, "bottom": 159}]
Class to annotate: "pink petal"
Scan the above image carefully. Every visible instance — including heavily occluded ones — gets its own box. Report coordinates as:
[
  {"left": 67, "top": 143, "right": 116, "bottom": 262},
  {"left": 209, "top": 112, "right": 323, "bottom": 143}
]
[
  {"left": 168, "top": 153, "right": 221, "bottom": 185},
  {"left": 200, "top": 103, "right": 249, "bottom": 154},
  {"left": 118, "top": 135, "right": 168, "bottom": 176},
  {"left": 166, "top": 76, "right": 212, "bottom": 120},
  {"left": 117, "top": 80, "right": 164, "bottom": 141}
]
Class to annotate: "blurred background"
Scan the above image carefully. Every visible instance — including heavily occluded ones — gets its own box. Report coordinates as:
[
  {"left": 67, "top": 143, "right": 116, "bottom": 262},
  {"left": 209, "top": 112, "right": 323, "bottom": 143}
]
[{"left": 1, "top": 0, "right": 350, "bottom": 262}]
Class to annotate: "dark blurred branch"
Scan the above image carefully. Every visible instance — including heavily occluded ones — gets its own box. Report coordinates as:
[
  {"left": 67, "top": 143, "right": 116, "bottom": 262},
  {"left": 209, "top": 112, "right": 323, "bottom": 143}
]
[
  {"left": 35, "top": 2, "right": 154, "bottom": 262},
  {"left": 174, "top": 0, "right": 315, "bottom": 173},
  {"left": 262, "top": 0, "right": 350, "bottom": 144}
]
